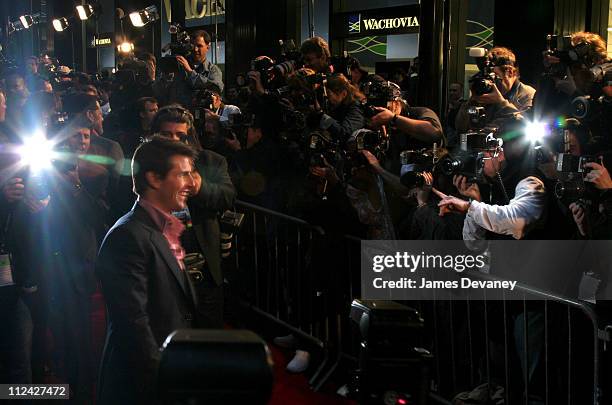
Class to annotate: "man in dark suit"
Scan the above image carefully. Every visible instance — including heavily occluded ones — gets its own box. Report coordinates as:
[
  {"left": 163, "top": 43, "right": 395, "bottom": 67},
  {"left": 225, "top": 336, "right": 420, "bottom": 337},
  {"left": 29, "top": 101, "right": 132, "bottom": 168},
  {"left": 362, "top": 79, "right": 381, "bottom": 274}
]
[
  {"left": 151, "top": 105, "right": 236, "bottom": 328},
  {"left": 96, "top": 136, "right": 199, "bottom": 405}
]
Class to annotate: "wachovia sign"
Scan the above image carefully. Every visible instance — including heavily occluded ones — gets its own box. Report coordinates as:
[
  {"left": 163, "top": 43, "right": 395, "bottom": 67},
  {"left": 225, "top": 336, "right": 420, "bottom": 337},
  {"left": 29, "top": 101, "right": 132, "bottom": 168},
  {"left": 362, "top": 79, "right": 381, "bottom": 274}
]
[{"left": 336, "top": 5, "right": 420, "bottom": 38}]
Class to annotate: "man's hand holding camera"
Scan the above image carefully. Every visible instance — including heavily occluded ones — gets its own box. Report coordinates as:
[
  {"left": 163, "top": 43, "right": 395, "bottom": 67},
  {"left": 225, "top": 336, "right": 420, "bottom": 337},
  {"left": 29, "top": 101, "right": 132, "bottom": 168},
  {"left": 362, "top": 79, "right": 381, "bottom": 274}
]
[
  {"left": 569, "top": 202, "right": 589, "bottom": 237},
  {"left": 453, "top": 175, "right": 482, "bottom": 201},
  {"left": 247, "top": 71, "right": 266, "bottom": 95},
  {"left": 176, "top": 55, "right": 193, "bottom": 74},
  {"left": 471, "top": 82, "right": 505, "bottom": 105},
  {"left": 369, "top": 107, "right": 395, "bottom": 127},
  {"left": 310, "top": 157, "right": 339, "bottom": 187},
  {"left": 2, "top": 177, "right": 49, "bottom": 213},
  {"left": 360, "top": 150, "right": 384, "bottom": 175},
  {"left": 584, "top": 162, "right": 612, "bottom": 190},
  {"left": 2, "top": 177, "right": 25, "bottom": 204}
]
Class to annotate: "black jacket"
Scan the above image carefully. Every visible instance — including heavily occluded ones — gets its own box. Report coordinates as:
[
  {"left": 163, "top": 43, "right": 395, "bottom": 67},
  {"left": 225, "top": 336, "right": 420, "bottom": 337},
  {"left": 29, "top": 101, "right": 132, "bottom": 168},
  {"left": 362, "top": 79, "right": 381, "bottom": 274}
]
[
  {"left": 96, "top": 203, "right": 198, "bottom": 405},
  {"left": 187, "top": 149, "right": 236, "bottom": 286},
  {"left": 320, "top": 101, "right": 366, "bottom": 144}
]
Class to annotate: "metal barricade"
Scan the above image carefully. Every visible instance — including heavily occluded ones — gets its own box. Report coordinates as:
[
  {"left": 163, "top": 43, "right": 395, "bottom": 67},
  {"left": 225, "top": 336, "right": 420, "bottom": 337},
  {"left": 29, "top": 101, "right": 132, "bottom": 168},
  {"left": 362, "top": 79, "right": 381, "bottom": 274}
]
[
  {"left": 231, "top": 200, "right": 361, "bottom": 389},
  {"left": 230, "top": 201, "right": 610, "bottom": 404},
  {"left": 416, "top": 279, "right": 607, "bottom": 405}
]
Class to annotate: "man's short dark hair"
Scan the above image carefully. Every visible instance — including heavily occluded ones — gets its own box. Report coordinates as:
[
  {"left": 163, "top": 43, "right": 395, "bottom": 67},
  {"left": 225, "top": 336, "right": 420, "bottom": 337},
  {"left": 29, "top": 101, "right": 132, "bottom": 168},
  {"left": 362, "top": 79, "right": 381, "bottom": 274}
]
[
  {"left": 150, "top": 104, "right": 201, "bottom": 149},
  {"left": 192, "top": 30, "right": 211, "bottom": 45},
  {"left": 132, "top": 135, "right": 197, "bottom": 195},
  {"left": 136, "top": 97, "right": 158, "bottom": 114},
  {"left": 151, "top": 104, "right": 194, "bottom": 133},
  {"left": 300, "top": 36, "right": 331, "bottom": 60}
]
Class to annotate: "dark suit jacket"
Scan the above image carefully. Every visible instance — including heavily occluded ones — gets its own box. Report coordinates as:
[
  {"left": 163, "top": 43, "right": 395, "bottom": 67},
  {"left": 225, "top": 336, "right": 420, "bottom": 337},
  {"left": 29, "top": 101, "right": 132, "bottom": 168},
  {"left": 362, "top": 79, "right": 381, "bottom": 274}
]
[
  {"left": 96, "top": 203, "right": 198, "bottom": 405},
  {"left": 188, "top": 149, "right": 236, "bottom": 286}
]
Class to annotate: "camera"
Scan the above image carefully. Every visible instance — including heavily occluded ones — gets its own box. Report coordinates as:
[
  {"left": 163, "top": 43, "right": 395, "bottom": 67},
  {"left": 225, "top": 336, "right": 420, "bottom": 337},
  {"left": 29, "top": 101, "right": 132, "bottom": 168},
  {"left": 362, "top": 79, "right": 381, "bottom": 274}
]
[
  {"left": 399, "top": 149, "right": 438, "bottom": 188},
  {"left": 361, "top": 80, "right": 402, "bottom": 118},
  {"left": 308, "top": 130, "right": 340, "bottom": 167},
  {"left": 219, "top": 210, "right": 245, "bottom": 259},
  {"left": 440, "top": 130, "right": 502, "bottom": 182},
  {"left": 115, "top": 57, "right": 149, "bottom": 86},
  {"left": 165, "top": 24, "right": 192, "bottom": 57},
  {"left": 554, "top": 154, "right": 602, "bottom": 202},
  {"left": 544, "top": 34, "right": 592, "bottom": 78},
  {"left": 556, "top": 154, "right": 600, "bottom": 173},
  {"left": 468, "top": 48, "right": 498, "bottom": 96},
  {"left": 158, "top": 24, "right": 193, "bottom": 77}
]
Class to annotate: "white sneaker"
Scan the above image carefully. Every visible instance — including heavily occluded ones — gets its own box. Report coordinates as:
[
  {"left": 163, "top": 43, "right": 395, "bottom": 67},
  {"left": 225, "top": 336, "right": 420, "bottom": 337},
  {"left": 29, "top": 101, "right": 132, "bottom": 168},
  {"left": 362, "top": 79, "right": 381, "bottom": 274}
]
[
  {"left": 273, "top": 334, "right": 297, "bottom": 349},
  {"left": 286, "top": 350, "right": 310, "bottom": 373},
  {"left": 336, "top": 384, "right": 349, "bottom": 397}
]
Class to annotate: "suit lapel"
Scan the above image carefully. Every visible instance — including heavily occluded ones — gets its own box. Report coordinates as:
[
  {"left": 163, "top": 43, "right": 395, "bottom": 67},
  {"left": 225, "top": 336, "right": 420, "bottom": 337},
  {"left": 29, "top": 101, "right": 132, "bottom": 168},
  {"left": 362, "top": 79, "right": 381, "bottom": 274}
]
[
  {"left": 132, "top": 203, "right": 197, "bottom": 307},
  {"left": 149, "top": 232, "right": 193, "bottom": 303}
]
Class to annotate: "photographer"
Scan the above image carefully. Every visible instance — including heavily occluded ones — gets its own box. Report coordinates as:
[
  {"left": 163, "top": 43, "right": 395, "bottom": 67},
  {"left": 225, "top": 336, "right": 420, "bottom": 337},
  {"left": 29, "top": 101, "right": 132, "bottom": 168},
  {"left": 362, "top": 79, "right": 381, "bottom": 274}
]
[
  {"left": 313, "top": 74, "right": 366, "bottom": 144},
  {"left": 538, "top": 31, "right": 611, "bottom": 147},
  {"left": 209, "top": 89, "right": 241, "bottom": 122},
  {"left": 174, "top": 30, "right": 224, "bottom": 107},
  {"left": 438, "top": 141, "right": 547, "bottom": 240},
  {"left": 300, "top": 36, "right": 332, "bottom": 74},
  {"left": 456, "top": 47, "right": 535, "bottom": 133},
  {"left": 569, "top": 155, "right": 612, "bottom": 239},
  {"left": 541, "top": 32, "right": 608, "bottom": 103},
  {"left": 368, "top": 79, "right": 444, "bottom": 174},
  {"left": 44, "top": 115, "right": 110, "bottom": 402},
  {"left": 0, "top": 90, "right": 48, "bottom": 385},
  {"left": 152, "top": 105, "right": 236, "bottom": 328}
]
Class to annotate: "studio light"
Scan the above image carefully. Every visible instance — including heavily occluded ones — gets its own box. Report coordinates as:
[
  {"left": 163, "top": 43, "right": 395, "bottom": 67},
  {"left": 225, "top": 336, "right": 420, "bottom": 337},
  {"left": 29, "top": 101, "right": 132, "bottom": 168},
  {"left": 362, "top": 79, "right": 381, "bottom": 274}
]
[
  {"left": 129, "top": 5, "right": 159, "bottom": 27},
  {"left": 19, "top": 15, "right": 33, "bottom": 29},
  {"left": 19, "top": 14, "right": 38, "bottom": 29},
  {"left": 52, "top": 17, "right": 70, "bottom": 32},
  {"left": 117, "top": 41, "right": 134, "bottom": 54},
  {"left": 76, "top": 4, "right": 94, "bottom": 20}
]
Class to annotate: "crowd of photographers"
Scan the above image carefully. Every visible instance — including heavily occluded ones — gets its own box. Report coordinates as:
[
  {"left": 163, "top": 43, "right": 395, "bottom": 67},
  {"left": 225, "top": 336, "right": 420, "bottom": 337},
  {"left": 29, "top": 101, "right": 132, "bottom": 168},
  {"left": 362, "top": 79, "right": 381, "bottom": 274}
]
[
  {"left": 0, "top": 24, "right": 610, "bottom": 402},
  {"left": 208, "top": 32, "right": 612, "bottom": 242}
]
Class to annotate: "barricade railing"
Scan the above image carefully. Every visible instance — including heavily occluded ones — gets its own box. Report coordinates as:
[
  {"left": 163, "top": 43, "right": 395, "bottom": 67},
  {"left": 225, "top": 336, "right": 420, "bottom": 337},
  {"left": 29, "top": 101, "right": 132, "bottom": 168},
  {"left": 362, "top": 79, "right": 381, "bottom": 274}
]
[
  {"left": 413, "top": 271, "right": 608, "bottom": 405},
  {"left": 231, "top": 200, "right": 610, "bottom": 404}
]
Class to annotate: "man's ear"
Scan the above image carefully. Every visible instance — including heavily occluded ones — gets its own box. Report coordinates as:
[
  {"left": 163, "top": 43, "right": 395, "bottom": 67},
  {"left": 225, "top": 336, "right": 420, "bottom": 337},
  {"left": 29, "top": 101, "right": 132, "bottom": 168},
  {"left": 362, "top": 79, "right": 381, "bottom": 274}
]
[{"left": 145, "top": 171, "right": 162, "bottom": 190}]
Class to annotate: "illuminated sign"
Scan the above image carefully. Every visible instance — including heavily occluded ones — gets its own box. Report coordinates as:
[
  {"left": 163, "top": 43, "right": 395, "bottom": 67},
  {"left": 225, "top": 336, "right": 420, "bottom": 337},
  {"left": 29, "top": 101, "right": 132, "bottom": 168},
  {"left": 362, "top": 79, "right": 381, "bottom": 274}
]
[
  {"left": 334, "top": 6, "right": 420, "bottom": 38},
  {"left": 89, "top": 33, "right": 113, "bottom": 48}
]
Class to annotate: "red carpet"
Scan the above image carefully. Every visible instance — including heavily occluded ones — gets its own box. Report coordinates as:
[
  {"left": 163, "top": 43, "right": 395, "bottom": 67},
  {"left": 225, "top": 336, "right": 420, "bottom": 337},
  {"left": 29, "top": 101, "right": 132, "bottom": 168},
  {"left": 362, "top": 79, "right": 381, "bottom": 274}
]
[
  {"left": 267, "top": 346, "right": 355, "bottom": 405},
  {"left": 90, "top": 292, "right": 353, "bottom": 404}
]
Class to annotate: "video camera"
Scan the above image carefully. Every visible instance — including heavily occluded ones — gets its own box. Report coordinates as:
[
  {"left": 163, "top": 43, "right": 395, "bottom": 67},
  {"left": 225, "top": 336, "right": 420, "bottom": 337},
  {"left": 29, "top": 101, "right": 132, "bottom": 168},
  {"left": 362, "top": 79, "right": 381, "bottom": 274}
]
[
  {"left": 159, "top": 24, "right": 193, "bottom": 77},
  {"left": 468, "top": 48, "right": 498, "bottom": 96}
]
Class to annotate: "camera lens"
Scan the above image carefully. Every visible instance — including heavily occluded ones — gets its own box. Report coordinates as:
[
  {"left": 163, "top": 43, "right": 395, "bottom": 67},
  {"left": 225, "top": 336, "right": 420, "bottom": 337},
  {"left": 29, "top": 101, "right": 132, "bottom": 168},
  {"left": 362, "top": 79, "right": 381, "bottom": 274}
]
[{"left": 554, "top": 180, "right": 585, "bottom": 200}]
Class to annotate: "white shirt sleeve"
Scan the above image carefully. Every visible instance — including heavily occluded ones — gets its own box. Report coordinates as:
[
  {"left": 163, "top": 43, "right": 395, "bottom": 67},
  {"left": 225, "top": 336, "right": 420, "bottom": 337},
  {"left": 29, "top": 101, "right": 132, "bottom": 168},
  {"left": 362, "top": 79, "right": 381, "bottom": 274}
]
[{"left": 463, "top": 176, "right": 546, "bottom": 240}]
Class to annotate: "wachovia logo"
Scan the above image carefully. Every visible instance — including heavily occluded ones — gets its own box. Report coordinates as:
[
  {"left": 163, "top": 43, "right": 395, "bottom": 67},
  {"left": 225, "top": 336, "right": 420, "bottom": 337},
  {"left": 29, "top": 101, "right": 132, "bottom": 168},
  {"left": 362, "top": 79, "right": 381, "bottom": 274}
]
[{"left": 348, "top": 14, "right": 361, "bottom": 34}]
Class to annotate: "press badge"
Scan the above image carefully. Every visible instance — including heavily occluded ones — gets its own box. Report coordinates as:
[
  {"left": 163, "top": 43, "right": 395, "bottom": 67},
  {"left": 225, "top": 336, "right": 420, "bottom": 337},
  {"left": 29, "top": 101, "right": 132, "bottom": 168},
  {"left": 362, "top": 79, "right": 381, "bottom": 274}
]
[{"left": 0, "top": 254, "right": 15, "bottom": 287}]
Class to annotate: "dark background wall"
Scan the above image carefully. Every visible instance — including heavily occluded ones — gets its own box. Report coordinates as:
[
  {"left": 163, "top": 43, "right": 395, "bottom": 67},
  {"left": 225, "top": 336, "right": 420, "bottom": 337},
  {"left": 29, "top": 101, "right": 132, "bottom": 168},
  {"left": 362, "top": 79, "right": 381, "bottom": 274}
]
[
  {"left": 225, "top": 0, "right": 299, "bottom": 90},
  {"left": 494, "top": 0, "right": 555, "bottom": 87}
]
